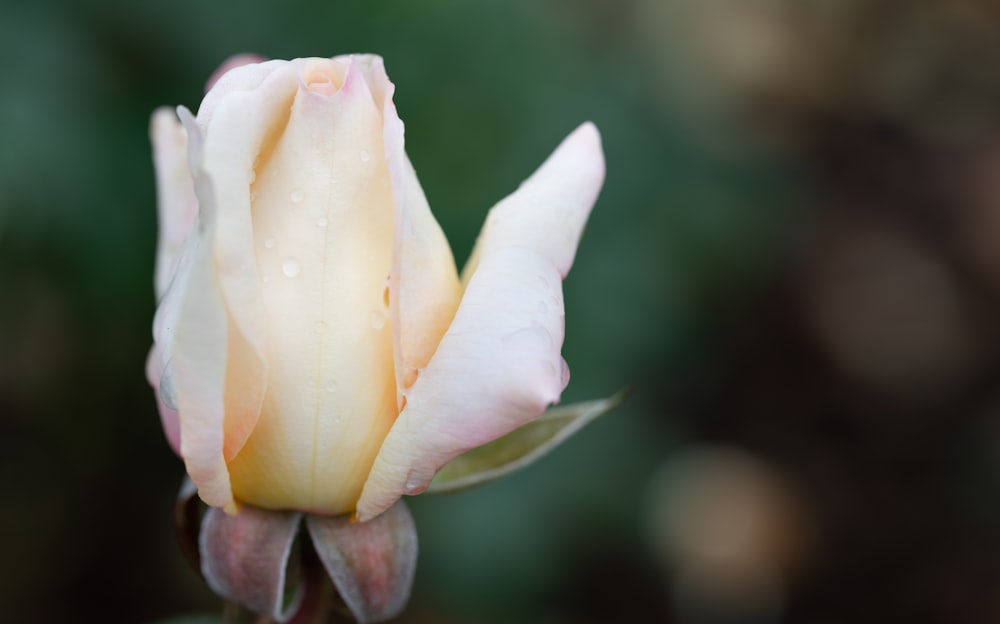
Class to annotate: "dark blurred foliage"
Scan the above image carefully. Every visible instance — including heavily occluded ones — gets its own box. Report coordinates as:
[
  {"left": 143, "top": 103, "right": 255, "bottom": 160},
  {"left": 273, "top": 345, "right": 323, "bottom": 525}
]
[{"left": 6, "top": 0, "right": 1000, "bottom": 622}]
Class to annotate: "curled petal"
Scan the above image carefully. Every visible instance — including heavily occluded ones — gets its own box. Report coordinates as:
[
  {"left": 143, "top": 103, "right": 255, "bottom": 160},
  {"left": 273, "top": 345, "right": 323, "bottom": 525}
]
[
  {"left": 356, "top": 123, "right": 605, "bottom": 521},
  {"left": 150, "top": 108, "right": 199, "bottom": 300},
  {"left": 150, "top": 108, "right": 238, "bottom": 512},
  {"left": 306, "top": 500, "right": 418, "bottom": 623},
  {"left": 169, "top": 176, "right": 237, "bottom": 513},
  {"left": 205, "top": 53, "right": 267, "bottom": 93},
  {"left": 460, "top": 122, "right": 605, "bottom": 283},
  {"left": 195, "top": 59, "right": 288, "bottom": 133},
  {"left": 374, "top": 55, "right": 462, "bottom": 400},
  {"left": 200, "top": 505, "right": 303, "bottom": 622}
]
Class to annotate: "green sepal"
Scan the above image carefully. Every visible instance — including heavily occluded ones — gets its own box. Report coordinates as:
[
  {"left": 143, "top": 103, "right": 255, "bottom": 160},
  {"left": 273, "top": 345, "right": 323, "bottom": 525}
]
[{"left": 426, "top": 389, "right": 629, "bottom": 494}]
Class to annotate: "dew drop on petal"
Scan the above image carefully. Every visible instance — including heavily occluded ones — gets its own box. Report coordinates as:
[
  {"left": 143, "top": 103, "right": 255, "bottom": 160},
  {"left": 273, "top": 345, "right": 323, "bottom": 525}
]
[
  {"left": 262, "top": 275, "right": 271, "bottom": 284},
  {"left": 264, "top": 238, "right": 275, "bottom": 249},
  {"left": 360, "top": 149, "right": 370, "bottom": 163},
  {"left": 370, "top": 310, "right": 385, "bottom": 330},
  {"left": 405, "top": 478, "right": 427, "bottom": 495},
  {"left": 290, "top": 188, "right": 304, "bottom": 204},
  {"left": 316, "top": 216, "right": 327, "bottom": 228},
  {"left": 282, "top": 258, "right": 301, "bottom": 278}
]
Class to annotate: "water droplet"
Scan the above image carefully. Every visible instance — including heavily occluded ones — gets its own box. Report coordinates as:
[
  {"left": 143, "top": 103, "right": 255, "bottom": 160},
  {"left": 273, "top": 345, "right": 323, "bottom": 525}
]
[
  {"left": 159, "top": 362, "right": 178, "bottom": 410},
  {"left": 264, "top": 238, "right": 275, "bottom": 249},
  {"left": 262, "top": 275, "right": 271, "bottom": 284},
  {"left": 290, "top": 188, "right": 304, "bottom": 204},
  {"left": 370, "top": 310, "right": 385, "bottom": 330},
  {"left": 316, "top": 216, "right": 328, "bottom": 228},
  {"left": 282, "top": 258, "right": 301, "bottom": 278},
  {"left": 271, "top": 168, "right": 279, "bottom": 177},
  {"left": 503, "top": 326, "right": 551, "bottom": 351},
  {"left": 560, "top": 358, "right": 571, "bottom": 388},
  {"left": 360, "top": 149, "right": 370, "bottom": 163},
  {"left": 314, "top": 321, "right": 326, "bottom": 334}
]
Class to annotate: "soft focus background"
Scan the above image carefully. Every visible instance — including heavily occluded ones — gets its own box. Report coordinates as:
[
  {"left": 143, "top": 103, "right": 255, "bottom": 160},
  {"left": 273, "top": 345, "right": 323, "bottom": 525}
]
[{"left": 6, "top": 0, "right": 1000, "bottom": 622}]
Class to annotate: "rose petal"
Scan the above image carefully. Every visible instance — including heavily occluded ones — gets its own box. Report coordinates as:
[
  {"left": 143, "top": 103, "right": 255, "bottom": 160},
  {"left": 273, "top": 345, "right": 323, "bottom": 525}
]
[
  {"left": 373, "top": 55, "right": 462, "bottom": 398},
  {"left": 225, "top": 57, "right": 398, "bottom": 514},
  {"left": 200, "top": 505, "right": 303, "bottom": 622},
  {"left": 150, "top": 107, "right": 199, "bottom": 300},
  {"left": 196, "top": 64, "right": 297, "bottom": 365},
  {"left": 356, "top": 123, "right": 605, "bottom": 521},
  {"left": 306, "top": 500, "right": 417, "bottom": 623},
  {"left": 178, "top": 63, "right": 305, "bottom": 503},
  {"left": 205, "top": 53, "right": 267, "bottom": 93},
  {"left": 195, "top": 59, "right": 287, "bottom": 133},
  {"left": 168, "top": 168, "right": 237, "bottom": 512},
  {"left": 146, "top": 346, "right": 181, "bottom": 455},
  {"left": 460, "top": 122, "right": 605, "bottom": 282}
]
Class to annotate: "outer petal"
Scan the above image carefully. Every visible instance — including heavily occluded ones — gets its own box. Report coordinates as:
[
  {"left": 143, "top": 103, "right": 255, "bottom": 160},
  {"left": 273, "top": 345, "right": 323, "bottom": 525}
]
[
  {"left": 170, "top": 171, "right": 238, "bottom": 512},
  {"left": 150, "top": 108, "right": 199, "bottom": 300},
  {"left": 172, "top": 61, "right": 305, "bottom": 512},
  {"left": 145, "top": 345, "right": 180, "bottom": 455},
  {"left": 205, "top": 53, "right": 267, "bottom": 93},
  {"left": 356, "top": 123, "right": 605, "bottom": 520},
  {"left": 168, "top": 70, "right": 293, "bottom": 512},
  {"left": 366, "top": 55, "right": 462, "bottom": 398}
]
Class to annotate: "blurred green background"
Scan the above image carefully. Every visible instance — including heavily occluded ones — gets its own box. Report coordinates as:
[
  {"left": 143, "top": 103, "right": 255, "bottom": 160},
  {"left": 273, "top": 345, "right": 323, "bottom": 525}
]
[{"left": 7, "top": 0, "right": 1000, "bottom": 622}]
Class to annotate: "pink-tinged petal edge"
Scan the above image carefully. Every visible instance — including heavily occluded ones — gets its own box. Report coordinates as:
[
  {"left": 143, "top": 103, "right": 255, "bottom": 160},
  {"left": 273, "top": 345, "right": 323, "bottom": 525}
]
[
  {"left": 205, "top": 53, "right": 267, "bottom": 93},
  {"left": 146, "top": 346, "right": 181, "bottom": 455},
  {"left": 356, "top": 123, "right": 605, "bottom": 521}
]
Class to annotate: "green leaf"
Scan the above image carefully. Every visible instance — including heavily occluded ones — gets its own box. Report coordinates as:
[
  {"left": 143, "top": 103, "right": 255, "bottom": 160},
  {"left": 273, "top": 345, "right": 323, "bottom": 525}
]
[{"left": 426, "top": 389, "right": 629, "bottom": 494}]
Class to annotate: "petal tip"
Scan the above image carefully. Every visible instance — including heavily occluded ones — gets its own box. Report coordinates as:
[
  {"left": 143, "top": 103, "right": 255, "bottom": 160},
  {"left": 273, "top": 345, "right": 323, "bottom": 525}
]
[
  {"left": 568, "top": 121, "right": 605, "bottom": 179},
  {"left": 151, "top": 106, "right": 179, "bottom": 133},
  {"left": 205, "top": 53, "right": 267, "bottom": 93}
]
